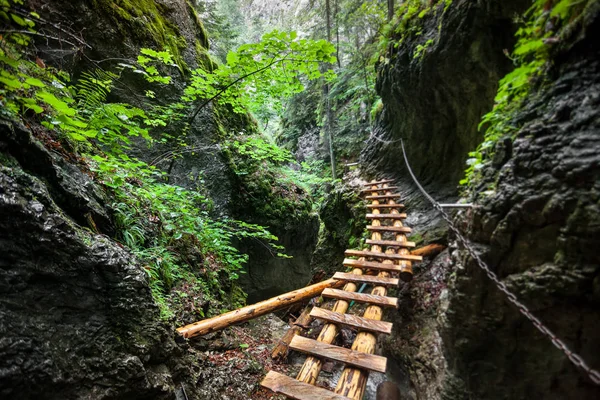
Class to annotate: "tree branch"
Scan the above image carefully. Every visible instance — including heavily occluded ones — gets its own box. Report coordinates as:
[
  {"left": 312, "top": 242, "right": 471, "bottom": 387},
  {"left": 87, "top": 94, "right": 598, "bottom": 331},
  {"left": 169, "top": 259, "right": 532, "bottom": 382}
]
[{"left": 187, "top": 53, "right": 292, "bottom": 124}]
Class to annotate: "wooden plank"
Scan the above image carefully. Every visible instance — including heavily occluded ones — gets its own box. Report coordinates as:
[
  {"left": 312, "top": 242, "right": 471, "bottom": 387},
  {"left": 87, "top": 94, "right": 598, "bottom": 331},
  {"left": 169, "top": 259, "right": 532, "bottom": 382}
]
[
  {"left": 365, "top": 194, "right": 402, "bottom": 200},
  {"left": 367, "top": 225, "right": 412, "bottom": 233},
  {"left": 333, "top": 272, "right": 399, "bottom": 286},
  {"left": 360, "top": 186, "right": 399, "bottom": 194},
  {"left": 310, "top": 307, "right": 393, "bottom": 335},
  {"left": 366, "top": 204, "right": 404, "bottom": 209},
  {"left": 290, "top": 335, "right": 388, "bottom": 373},
  {"left": 366, "top": 239, "right": 415, "bottom": 248},
  {"left": 366, "top": 213, "right": 407, "bottom": 220},
  {"left": 345, "top": 249, "right": 422, "bottom": 262},
  {"left": 177, "top": 278, "right": 343, "bottom": 338},
  {"left": 322, "top": 288, "right": 398, "bottom": 308},
  {"left": 362, "top": 179, "right": 394, "bottom": 187},
  {"left": 343, "top": 258, "right": 403, "bottom": 273},
  {"left": 261, "top": 371, "right": 351, "bottom": 400}
]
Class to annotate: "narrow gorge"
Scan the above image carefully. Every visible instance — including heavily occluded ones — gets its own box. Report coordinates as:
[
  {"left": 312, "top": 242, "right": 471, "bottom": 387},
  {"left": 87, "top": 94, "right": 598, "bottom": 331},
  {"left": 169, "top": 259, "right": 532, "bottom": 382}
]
[{"left": 1, "top": 0, "right": 599, "bottom": 399}]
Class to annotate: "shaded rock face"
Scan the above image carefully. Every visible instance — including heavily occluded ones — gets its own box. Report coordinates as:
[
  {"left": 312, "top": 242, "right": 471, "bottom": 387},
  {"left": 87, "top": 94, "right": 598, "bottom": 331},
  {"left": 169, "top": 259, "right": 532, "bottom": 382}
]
[
  {"left": 362, "top": 0, "right": 525, "bottom": 195},
  {"left": 370, "top": 2, "right": 600, "bottom": 400},
  {"left": 237, "top": 216, "right": 320, "bottom": 304},
  {"left": 311, "top": 181, "right": 366, "bottom": 276},
  {"left": 0, "top": 122, "right": 196, "bottom": 399},
  {"left": 443, "top": 11, "right": 600, "bottom": 398}
]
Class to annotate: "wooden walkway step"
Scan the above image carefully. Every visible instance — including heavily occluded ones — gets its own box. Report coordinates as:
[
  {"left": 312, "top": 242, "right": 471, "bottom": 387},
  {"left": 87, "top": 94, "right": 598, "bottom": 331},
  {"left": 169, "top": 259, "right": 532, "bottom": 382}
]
[
  {"left": 345, "top": 249, "right": 423, "bottom": 262},
  {"left": 289, "top": 335, "right": 388, "bottom": 373},
  {"left": 333, "top": 271, "right": 399, "bottom": 286},
  {"left": 365, "top": 194, "right": 402, "bottom": 200},
  {"left": 322, "top": 288, "right": 398, "bottom": 308},
  {"left": 366, "top": 204, "right": 404, "bottom": 209},
  {"left": 261, "top": 371, "right": 351, "bottom": 400},
  {"left": 310, "top": 307, "right": 393, "bottom": 335},
  {"left": 362, "top": 179, "right": 394, "bottom": 187},
  {"left": 361, "top": 186, "right": 399, "bottom": 194},
  {"left": 367, "top": 225, "right": 412, "bottom": 233},
  {"left": 366, "top": 213, "right": 407, "bottom": 220},
  {"left": 366, "top": 239, "right": 416, "bottom": 248},
  {"left": 343, "top": 258, "right": 402, "bottom": 273}
]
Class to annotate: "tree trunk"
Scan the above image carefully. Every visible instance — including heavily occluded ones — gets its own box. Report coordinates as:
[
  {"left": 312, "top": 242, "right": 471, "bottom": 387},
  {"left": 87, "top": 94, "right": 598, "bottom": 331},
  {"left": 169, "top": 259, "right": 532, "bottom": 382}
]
[
  {"left": 176, "top": 278, "right": 342, "bottom": 338},
  {"left": 325, "top": 0, "right": 336, "bottom": 179},
  {"left": 388, "top": 0, "right": 394, "bottom": 21}
]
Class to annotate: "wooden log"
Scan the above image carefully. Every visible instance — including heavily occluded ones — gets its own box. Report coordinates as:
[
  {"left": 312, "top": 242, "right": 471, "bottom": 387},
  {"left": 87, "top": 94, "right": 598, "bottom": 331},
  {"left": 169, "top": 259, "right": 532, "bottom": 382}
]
[
  {"left": 361, "top": 179, "right": 394, "bottom": 186},
  {"left": 366, "top": 204, "right": 405, "bottom": 209},
  {"left": 322, "top": 288, "right": 398, "bottom": 308},
  {"left": 261, "top": 371, "right": 351, "bottom": 400},
  {"left": 310, "top": 307, "right": 393, "bottom": 335},
  {"left": 365, "top": 239, "right": 415, "bottom": 248},
  {"left": 345, "top": 249, "right": 423, "bottom": 262},
  {"left": 176, "top": 278, "right": 342, "bottom": 338},
  {"left": 361, "top": 186, "right": 399, "bottom": 194},
  {"left": 365, "top": 194, "right": 402, "bottom": 200},
  {"left": 366, "top": 213, "right": 407, "bottom": 219},
  {"left": 343, "top": 258, "right": 402, "bottom": 272},
  {"left": 290, "top": 335, "right": 387, "bottom": 373},
  {"left": 271, "top": 299, "right": 320, "bottom": 360},
  {"left": 333, "top": 271, "right": 399, "bottom": 286},
  {"left": 411, "top": 243, "right": 446, "bottom": 258},
  {"left": 367, "top": 225, "right": 412, "bottom": 234}
]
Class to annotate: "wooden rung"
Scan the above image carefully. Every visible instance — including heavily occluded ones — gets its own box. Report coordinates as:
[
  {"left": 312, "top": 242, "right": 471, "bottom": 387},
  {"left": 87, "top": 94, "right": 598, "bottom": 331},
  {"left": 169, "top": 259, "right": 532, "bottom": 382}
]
[
  {"left": 310, "top": 307, "right": 393, "bottom": 335},
  {"left": 322, "top": 288, "right": 398, "bottom": 308},
  {"left": 366, "top": 204, "right": 404, "bottom": 209},
  {"left": 366, "top": 239, "right": 416, "bottom": 248},
  {"left": 343, "top": 258, "right": 402, "bottom": 273},
  {"left": 367, "top": 225, "right": 412, "bottom": 233},
  {"left": 289, "top": 335, "right": 388, "bottom": 373},
  {"left": 365, "top": 194, "right": 402, "bottom": 200},
  {"left": 361, "top": 186, "right": 399, "bottom": 194},
  {"left": 362, "top": 179, "right": 394, "bottom": 187},
  {"left": 261, "top": 370, "right": 351, "bottom": 400},
  {"left": 333, "top": 271, "right": 399, "bottom": 286},
  {"left": 345, "top": 250, "right": 422, "bottom": 262},
  {"left": 366, "top": 213, "right": 407, "bottom": 220}
]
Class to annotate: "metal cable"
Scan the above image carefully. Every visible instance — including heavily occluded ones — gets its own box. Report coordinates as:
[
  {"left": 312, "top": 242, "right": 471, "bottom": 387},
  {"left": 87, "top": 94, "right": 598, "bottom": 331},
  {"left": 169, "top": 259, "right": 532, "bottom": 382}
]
[{"left": 400, "top": 139, "right": 600, "bottom": 385}]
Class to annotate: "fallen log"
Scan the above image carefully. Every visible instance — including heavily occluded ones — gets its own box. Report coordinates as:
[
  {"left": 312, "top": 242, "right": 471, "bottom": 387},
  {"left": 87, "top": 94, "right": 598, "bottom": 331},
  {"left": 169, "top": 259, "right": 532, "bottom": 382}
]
[
  {"left": 271, "top": 297, "right": 322, "bottom": 360},
  {"left": 411, "top": 243, "right": 446, "bottom": 258},
  {"left": 177, "top": 278, "right": 342, "bottom": 339}
]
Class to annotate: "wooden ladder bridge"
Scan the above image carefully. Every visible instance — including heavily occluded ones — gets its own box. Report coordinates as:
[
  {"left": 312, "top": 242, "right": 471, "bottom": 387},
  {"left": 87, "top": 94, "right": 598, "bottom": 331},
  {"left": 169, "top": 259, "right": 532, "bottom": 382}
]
[{"left": 177, "top": 179, "right": 422, "bottom": 399}]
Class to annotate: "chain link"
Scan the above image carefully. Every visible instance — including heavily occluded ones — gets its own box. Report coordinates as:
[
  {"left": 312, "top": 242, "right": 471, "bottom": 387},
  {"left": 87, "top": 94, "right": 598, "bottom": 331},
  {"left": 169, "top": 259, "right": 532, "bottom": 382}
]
[{"left": 400, "top": 139, "right": 600, "bottom": 385}]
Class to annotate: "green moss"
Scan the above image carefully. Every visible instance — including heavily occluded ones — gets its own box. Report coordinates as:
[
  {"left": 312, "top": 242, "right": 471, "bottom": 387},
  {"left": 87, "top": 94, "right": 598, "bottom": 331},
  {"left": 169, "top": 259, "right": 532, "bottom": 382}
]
[
  {"left": 195, "top": 39, "right": 218, "bottom": 72},
  {"left": 90, "top": 0, "right": 211, "bottom": 74}
]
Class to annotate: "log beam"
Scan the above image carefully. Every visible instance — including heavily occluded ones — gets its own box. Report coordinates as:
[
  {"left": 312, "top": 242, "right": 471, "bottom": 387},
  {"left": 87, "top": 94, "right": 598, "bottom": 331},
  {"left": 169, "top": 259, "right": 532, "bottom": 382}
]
[{"left": 177, "top": 278, "right": 342, "bottom": 338}]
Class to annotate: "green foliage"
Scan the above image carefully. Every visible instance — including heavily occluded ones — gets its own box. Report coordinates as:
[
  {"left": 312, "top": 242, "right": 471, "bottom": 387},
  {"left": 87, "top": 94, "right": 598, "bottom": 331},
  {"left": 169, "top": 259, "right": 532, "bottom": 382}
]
[
  {"left": 378, "top": 0, "right": 451, "bottom": 58},
  {"left": 460, "top": 0, "right": 590, "bottom": 189},
  {"left": 184, "top": 29, "right": 336, "bottom": 125},
  {"left": 0, "top": 3, "right": 292, "bottom": 321}
]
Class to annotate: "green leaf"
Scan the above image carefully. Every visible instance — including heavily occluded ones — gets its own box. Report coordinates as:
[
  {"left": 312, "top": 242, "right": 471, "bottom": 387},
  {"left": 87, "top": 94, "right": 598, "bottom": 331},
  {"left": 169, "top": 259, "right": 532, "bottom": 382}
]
[
  {"left": 36, "top": 91, "right": 76, "bottom": 116},
  {"left": 0, "top": 76, "right": 21, "bottom": 89},
  {"left": 24, "top": 77, "right": 45, "bottom": 87}
]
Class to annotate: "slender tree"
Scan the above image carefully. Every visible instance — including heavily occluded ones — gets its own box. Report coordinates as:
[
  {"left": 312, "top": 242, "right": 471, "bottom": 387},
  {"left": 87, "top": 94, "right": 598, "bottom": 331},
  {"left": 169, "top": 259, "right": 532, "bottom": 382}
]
[{"left": 325, "top": 0, "right": 336, "bottom": 179}]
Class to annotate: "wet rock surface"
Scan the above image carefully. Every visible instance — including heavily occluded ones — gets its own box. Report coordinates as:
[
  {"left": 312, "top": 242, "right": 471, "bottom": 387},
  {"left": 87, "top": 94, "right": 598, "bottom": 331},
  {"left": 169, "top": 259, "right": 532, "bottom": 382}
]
[
  {"left": 363, "top": 1, "right": 600, "bottom": 399},
  {"left": 0, "top": 122, "right": 197, "bottom": 399},
  {"left": 362, "top": 0, "right": 526, "bottom": 194}
]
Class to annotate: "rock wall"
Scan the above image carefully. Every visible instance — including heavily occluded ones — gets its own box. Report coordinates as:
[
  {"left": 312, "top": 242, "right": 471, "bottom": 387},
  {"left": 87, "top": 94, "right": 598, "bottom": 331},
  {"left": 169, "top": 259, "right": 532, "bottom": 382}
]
[
  {"left": 362, "top": 0, "right": 525, "bottom": 193},
  {"left": 368, "top": 1, "right": 600, "bottom": 399},
  {"left": 0, "top": 122, "right": 198, "bottom": 399}
]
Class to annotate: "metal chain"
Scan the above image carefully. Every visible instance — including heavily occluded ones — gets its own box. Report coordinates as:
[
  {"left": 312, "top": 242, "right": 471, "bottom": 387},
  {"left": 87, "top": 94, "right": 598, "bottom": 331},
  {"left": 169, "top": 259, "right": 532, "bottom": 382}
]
[{"left": 400, "top": 139, "right": 600, "bottom": 385}]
